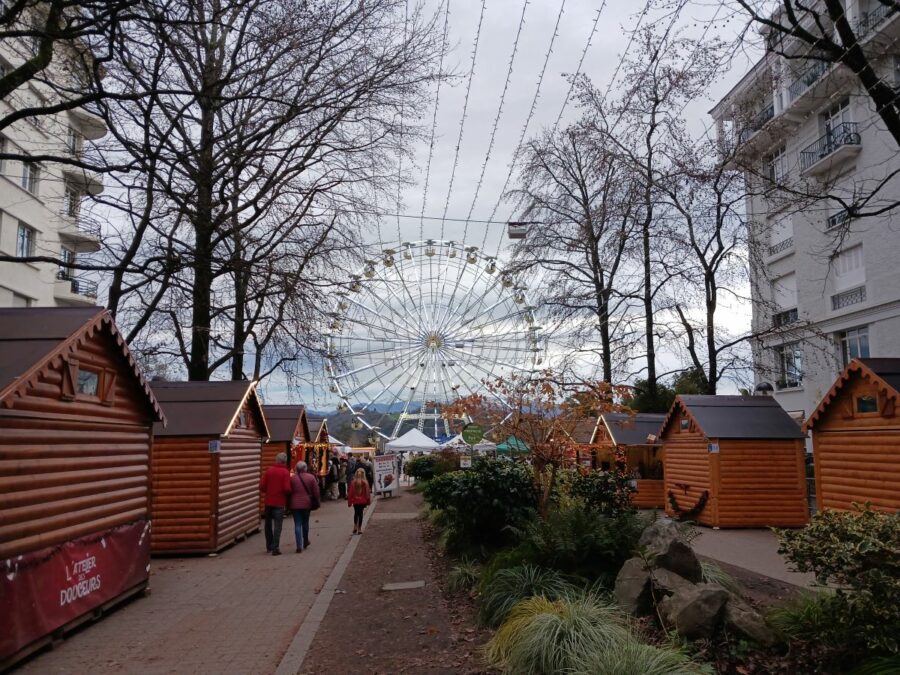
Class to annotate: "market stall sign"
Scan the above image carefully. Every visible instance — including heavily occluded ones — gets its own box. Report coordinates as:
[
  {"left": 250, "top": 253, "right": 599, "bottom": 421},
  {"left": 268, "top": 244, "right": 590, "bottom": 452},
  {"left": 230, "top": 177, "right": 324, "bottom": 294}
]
[{"left": 461, "top": 423, "right": 484, "bottom": 445}]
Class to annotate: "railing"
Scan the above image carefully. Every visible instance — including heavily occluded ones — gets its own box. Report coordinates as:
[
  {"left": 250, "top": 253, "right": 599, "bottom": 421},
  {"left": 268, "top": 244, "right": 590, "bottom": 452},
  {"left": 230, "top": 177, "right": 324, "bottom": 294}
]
[
  {"left": 738, "top": 104, "right": 775, "bottom": 143},
  {"left": 831, "top": 285, "right": 866, "bottom": 310},
  {"left": 855, "top": 2, "right": 896, "bottom": 38},
  {"left": 788, "top": 60, "right": 829, "bottom": 101},
  {"left": 799, "top": 122, "right": 861, "bottom": 172},
  {"left": 769, "top": 237, "right": 794, "bottom": 256},
  {"left": 61, "top": 212, "right": 102, "bottom": 239},
  {"left": 57, "top": 271, "right": 99, "bottom": 299}
]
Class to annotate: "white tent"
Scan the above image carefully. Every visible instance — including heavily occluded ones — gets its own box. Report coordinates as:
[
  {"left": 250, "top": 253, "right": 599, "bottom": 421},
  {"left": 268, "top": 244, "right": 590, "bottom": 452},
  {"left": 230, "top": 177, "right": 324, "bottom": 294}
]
[
  {"left": 328, "top": 435, "right": 352, "bottom": 453},
  {"left": 385, "top": 428, "right": 440, "bottom": 453},
  {"left": 440, "top": 434, "right": 466, "bottom": 449},
  {"left": 473, "top": 440, "right": 497, "bottom": 453}
]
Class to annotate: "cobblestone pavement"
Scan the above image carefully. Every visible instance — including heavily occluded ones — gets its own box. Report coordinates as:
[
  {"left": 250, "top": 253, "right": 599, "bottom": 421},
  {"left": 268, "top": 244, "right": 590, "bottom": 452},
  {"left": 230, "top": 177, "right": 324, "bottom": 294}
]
[{"left": 17, "top": 499, "right": 354, "bottom": 675}]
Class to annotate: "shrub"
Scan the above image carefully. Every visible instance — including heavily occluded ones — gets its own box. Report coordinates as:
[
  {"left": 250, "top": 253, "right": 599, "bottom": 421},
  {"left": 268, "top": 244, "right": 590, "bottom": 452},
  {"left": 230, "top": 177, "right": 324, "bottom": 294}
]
[
  {"left": 511, "top": 506, "right": 647, "bottom": 585},
  {"left": 570, "top": 467, "right": 635, "bottom": 516},
  {"left": 406, "top": 452, "right": 460, "bottom": 481},
  {"left": 447, "top": 560, "right": 480, "bottom": 594},
  {"left": 767, "top": 591, "right": 840, "bottom": 643},
  {"left": 478, "top": 564, "right": 576, "bottom": 627},
  {"left": 484, "top": 594, "right": 631, "bottom": 674},
  {"left": 776, "top": 505, "right": 899, "bottom": 655},
  {"left": 574, "top": 639, "right": 706, "bottom": 675},
  {"left": 423, "top": 457, "right": 537, "bottom": 551}
]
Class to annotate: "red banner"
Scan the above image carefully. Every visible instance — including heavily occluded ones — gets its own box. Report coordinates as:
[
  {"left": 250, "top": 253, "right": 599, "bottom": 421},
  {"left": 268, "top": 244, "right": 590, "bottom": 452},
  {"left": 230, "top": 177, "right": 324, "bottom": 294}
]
[{"left": 1, "top": 520, "right": 150, "bottom": 661}]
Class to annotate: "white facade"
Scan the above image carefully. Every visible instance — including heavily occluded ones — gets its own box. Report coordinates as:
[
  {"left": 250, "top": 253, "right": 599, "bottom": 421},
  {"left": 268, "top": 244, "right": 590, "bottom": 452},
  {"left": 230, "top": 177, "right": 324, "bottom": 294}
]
[
  {"left": 0, "top": 10, "right": 106, "bottom": 308},
  {"left": 711, "top": 1, "right": 900, "bottom": 421}
]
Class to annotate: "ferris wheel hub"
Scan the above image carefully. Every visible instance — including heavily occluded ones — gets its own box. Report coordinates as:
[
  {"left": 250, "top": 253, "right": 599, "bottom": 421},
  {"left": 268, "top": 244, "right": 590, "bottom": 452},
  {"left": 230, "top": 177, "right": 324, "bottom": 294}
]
[{"left": 424, "top": 333, "right": 443, "bottom": 351}]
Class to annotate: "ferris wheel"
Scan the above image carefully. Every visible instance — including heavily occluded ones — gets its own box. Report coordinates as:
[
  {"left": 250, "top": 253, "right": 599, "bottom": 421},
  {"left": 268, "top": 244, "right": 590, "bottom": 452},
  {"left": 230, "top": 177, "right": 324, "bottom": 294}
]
[{"left": 325, "top": 240, "right": 544, "bottom": 439}]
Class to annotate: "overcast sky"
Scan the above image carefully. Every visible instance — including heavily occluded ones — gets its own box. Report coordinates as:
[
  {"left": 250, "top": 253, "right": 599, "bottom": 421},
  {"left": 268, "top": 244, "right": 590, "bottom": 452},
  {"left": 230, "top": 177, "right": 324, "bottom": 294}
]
[{"left": 262, "top": 0, "right": 761, "bottom": 410}]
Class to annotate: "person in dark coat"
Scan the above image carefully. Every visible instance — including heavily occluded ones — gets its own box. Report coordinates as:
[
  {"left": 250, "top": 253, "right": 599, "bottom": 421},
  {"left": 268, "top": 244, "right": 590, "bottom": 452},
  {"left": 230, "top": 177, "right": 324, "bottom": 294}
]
[{"left": 259, "top": 452, "right": 291, "bottom": 555}]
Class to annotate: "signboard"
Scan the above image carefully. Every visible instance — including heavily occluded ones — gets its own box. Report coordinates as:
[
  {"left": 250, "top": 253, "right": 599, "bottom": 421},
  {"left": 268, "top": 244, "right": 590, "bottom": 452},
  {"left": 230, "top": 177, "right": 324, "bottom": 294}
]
[
  {"left": 461, "top": 423, "right": 484, "bottom": 445},
  {"left": 0, "top": 520, "right": 151, "bottom": 661},
  {"left": 374, "top": 454, "right": 397, "bottom": 494},
  {"left": 459, "top": 456, "right": 472, "bottom": 469},
  {"left": 579, "top": 455, "right": 593, "bottom": 468},
  {"left": 707, "top": 442, "right": 720, "bottom": 454}
]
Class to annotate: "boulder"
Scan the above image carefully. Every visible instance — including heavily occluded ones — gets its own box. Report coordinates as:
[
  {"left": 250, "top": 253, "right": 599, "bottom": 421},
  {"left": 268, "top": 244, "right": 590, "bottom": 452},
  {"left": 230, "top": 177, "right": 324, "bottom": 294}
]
[
  {"left": 614, "top": 557, "right": 652, "bottom": 616},
  {"left": 724, "top": 596, "right": 777, "bottom": 647},
  {"left": 658, "top": 583, "right": 729, "bottom": 639},
  {"left": 637, "top": 518, "right": 702, "bottom": 582},
  {"left": 650, "top": 567, "right": 693, "bottom": 596}
]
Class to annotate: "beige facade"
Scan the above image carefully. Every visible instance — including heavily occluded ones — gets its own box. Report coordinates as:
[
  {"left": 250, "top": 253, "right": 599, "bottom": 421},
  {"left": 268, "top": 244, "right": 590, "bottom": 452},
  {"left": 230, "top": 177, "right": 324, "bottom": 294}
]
[
  {"left": 0, "top": 10, "right": 105, "bottom": 308},
  {"left": 710, "top": 2, "right": 900, "bottom": 422}
]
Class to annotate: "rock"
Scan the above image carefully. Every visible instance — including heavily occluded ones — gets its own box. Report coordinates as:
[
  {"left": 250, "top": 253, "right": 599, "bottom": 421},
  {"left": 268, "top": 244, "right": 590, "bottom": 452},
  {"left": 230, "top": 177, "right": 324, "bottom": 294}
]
[
  {"left": 614, "top": 557, "right": 652, "bottom": 616},
  {"left": 658, "top": 583, "right": 729, "bottom": 639},
  {"left": 637, "top": 518, "right": 702, "bottom": 582},
  {"left": 650, "top": 568, "right": 693, "bottom": 596},
  {"left": 724, "top": 595, "right": 777, "bottom": 647}
]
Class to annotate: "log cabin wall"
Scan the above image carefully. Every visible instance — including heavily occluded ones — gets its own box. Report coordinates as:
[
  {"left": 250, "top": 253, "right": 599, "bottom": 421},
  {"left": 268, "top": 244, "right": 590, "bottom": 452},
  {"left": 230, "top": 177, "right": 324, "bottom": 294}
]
[
  {"left": 216, "top": 400, "right": 263, "bottom": 547},
  {"left": 0, "top": 330, "right": 154, "bottom": 560},
  {"left": 662, "top": 408, "right": 715, "bottom": 526},
  {"left": 715, "top": 439, "right": 808, "bottom": 527},
  {"left": 150, "top": 437, "right": 213, "bottom": 553},
  {"left": 810, "top": 374, "right": 900, "bottom": 513}
]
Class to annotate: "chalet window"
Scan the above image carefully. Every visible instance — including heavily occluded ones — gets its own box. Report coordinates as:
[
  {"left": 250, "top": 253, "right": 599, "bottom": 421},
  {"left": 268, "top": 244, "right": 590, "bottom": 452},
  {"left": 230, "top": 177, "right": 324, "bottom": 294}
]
[
  {"left": 856, "top": 395, "right": 878, "bottom": 414},
  {"left": 16, "top": 222, "right": 35, "bottom": 257},
  {"left": 838, "top": 326, "right": 870, "bottom": 367},
  {"left": 680, "top": 419, "right": 690, "bottom": 431},
  {"left": 77, "top": 369, "right": 100, "bottom": 396},
  {"left": 238, "top": 410, "right": 247, "bottom": 427}
]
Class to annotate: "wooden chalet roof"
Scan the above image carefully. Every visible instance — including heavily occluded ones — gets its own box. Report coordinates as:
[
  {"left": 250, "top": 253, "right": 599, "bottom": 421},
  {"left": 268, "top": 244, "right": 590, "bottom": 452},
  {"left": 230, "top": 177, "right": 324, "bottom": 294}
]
[
  {"left": 566, "top": 417, "right": 600, "bottom": 444},
  {"left": 0, "top": 306, "right": 165, "bottom": 422},
  {"left": 601, "top": 413, "right": 665, "bottom": 446},
  {"left": 264, "top": 404, "right": 310, "bottom": 443},
  {"left": 803, "top": 358, "right": 900, "bottom": 432},
  {"left": 661, "top": 395, "right": 805, "bottom": 440},
  {"left": 306, "top": 416, "right": 329, "bottom": 442},
  {"left": 151, "top": 380, "right": 269, "bottom": 439}
]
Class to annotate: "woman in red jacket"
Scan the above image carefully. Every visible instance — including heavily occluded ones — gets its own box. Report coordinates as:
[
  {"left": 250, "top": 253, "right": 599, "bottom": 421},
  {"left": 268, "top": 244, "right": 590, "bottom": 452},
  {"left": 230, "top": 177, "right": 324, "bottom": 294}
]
[{"left": 347, "top": 468, "right": 371, "bottom": 534}]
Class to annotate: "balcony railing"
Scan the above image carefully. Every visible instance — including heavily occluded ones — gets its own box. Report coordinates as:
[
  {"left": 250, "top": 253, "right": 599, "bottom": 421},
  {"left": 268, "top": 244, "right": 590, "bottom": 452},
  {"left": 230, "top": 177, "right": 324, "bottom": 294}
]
[
  {"left": 831, "top": 285, "right": 866, "bottom": 310},
  {"left": 738, "top": 104, "right": 775, "bottom": 143},
  {"left": 788, "top": 60, "right": 829, "bottom": 101},
  {"left": 799, "top": 122, "right": 861, "bottom": 172},
  {"left": 856, "top": 3, "right": 897, "bottom": 38},
  {"left": 57, "top": 271, "right": 99, "bottom": 299},
  {"left": 60, "top": 212, "right": 102, "bottom": 239},
  {"left": 769, "top": 237, "right": 794, "bottom": 256}
]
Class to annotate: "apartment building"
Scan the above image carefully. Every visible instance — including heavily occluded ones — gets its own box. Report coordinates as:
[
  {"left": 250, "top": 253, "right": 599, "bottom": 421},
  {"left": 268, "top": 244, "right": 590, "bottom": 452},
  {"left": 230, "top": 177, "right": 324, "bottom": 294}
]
[
  {"left": 710, "top": 1, "right": 900, "bottom": 422},
  {"left": 0, "top": 10, "right": 105, "bottom": 308}
]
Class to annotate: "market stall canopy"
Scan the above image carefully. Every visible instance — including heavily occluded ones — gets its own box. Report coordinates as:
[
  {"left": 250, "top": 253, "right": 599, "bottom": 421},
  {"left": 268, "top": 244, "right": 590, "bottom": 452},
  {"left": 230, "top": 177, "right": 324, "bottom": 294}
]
[
  {"left": 496, "top": 436, "right": 529, "bottom": 454},
  {"left": 472, "top": 440, "right": 497, "bottom": 453},
  {"left": 440, "top": 434, "right": 466, "bottom": 448},
  {"left": 385, "top": 428, "right": 440, "bottom": 453}
]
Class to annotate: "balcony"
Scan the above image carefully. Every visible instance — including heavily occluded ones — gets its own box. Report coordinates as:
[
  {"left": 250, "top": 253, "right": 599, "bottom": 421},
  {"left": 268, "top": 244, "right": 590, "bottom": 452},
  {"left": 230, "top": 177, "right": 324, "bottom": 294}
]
[
  {"left": 856, "top": 2, "right": 897, "bottom": 39},
  {"left": 831, "top": 285, "right": 866, "bottom": 310},
  {"left": 799, "top": 123, "right": 862, "bottom": 176},
  {"left": 738, "top": 104, "right": 775, "bottom": 144},
  {"left": 768, "top": 237, "right": 794, "bottom": 258},
  {"left": 788, "top": 60, "right": 829, "bottom": 101},
  {"left": 55, "top": 271, "right": 99, "bottom": 305},
  {"left": 59, "top": 214, "right": 102, "bottom": 253}
]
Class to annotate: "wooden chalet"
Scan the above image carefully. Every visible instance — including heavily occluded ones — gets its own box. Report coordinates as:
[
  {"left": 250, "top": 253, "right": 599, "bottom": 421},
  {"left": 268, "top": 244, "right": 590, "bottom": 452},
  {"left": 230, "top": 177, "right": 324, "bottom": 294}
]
[
  {"left": 659, "top": 395, "right": 808, "bottom": 528},
  {"left": 803, "top": 358, "right": 900, "bottom": 513},
  {"left": 302, "top": 415, "right": 331, "bottom": 479},
  {"left": 596, "top": 413, "right": 666, "bottom": 508},
  {"left": 150, "top": 380, "right": 269, "bottom": 554},
  {"left": 259, "top": 404, "right": 311, "bottom": 514},
  {"left": 566, "top": 417, "right": 601, "bottom": 468},
  {"left": 0, "top": 307, "right": 164, "bottom": 667}
]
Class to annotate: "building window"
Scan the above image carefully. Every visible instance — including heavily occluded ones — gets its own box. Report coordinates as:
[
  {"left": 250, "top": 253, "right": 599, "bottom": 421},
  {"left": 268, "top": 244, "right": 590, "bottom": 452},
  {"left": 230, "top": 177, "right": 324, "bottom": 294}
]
[
  {"left": 21, "top": 161, "right": 39, "bottom": 194},
  {"left": 11, "top": 292, "right": 31, "bottom": 307},
  {"left": 775, "top": 343, "right": 803, "bottom": 389},
  {"left": 774, "top": 308, "right": 799, "bottom": 327},
  {"left": 822, "top": 98, "right": 851, "bottom": 137},
  {"left": 767, "top": 145, "right": 787, "bottom": 182},
  {"left": 66, "top": 126, "right": 82, "bottom": 156},
  {"left": 64, "top": 183, "right": 81, "bottom": 218},
  {"left": 838, "top": 326, "right": 870, "bottom": 367},
  {"left": 59, "top": 246, "right": 74, "bottom": 279},
  {"left": 76, "top": 369, "right": 100, "bottom": 396},
  {"left": 16, "top": 222, "right": 35, "bottom": 257},
  {"left": 0, "top": 135, "right": 6, "bottom": 174},
  {"left": 833, "top": 244, "right": 865, "bottom": 292}
]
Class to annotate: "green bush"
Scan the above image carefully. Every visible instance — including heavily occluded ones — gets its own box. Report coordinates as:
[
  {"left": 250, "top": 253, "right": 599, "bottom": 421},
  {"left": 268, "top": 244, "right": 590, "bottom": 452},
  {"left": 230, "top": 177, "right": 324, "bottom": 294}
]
[
  {"left": 484, "top": 594, "right": 630, "bottom": 674},
  {"left": 776, "top": 505, "right": 899, "bottom": 655},
  {"left": 423, "top": 457, "right": 537, "bottom": 551},
  {"left": 478, "top": 564, "right": 577, "bottom": 627},
  {"left": 447, "top": 560, "right": 480, "bottom": 594},
  {"left": 699, "top": 561, "right": 742, "bottom": 596},
  {"left": 767, "top": 591, "right": 841, "bottom": 643},
  {"left": 406, "top": 452, "right": 460, "bottom": 481},
  {"left": 511, "top": 506, "right": 647, "bottom": 586},
  {"left": 574, "top": 639, "right": 706, "bottom": 675},
  {"left": 570, "top": 468, "right": 635, "bottom": 516}
]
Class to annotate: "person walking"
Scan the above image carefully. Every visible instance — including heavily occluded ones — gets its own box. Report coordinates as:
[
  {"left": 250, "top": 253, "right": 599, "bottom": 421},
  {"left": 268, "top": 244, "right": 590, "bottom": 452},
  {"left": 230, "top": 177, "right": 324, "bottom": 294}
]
[
  {"left": 259, "top": 452, "right": 291, "bottom": 555},
  {"left": 289, "top": 461, "right": 320, "bottom": 552},
  {"left": 338, "top": 457, "right": 348, "bottom": 499},
  {"left": 347, "top": 468, "right": 371, "bottom": 535},
  {"left": 360, "top": 456, "right": 374, "bottom": 490}
]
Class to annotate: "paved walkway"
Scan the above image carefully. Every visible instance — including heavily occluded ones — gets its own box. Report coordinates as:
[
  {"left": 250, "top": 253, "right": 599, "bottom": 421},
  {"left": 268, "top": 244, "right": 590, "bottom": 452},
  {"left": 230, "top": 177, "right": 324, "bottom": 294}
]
[
  {"left": 692, "top": 527, "right": 816, "bottom": 588},
  {"left": 17, "top": 499, "right": 357, "bottom": 674}
]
